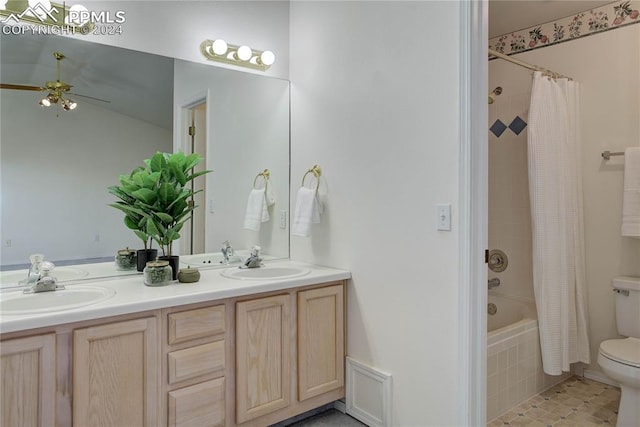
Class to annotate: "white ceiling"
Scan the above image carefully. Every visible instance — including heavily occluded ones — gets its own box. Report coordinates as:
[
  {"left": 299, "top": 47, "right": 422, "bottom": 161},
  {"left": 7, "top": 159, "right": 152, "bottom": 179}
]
[
  {"left": 0, "top": 33, "right": 174, "bottom": 130},
  {"left": 489, "top": 0, "right": 615, "bottom": 38}
]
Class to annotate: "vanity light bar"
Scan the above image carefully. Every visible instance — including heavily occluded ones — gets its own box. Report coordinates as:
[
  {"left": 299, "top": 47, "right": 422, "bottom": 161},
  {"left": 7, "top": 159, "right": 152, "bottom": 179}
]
[{"left": 200, "top": 39, "right": 275, "bottom": 71}]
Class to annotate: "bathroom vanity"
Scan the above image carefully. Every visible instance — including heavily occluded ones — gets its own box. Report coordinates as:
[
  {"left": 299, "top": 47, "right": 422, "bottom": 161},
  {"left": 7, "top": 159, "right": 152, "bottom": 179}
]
[{"left": 0, "top": 261, "right": 350, "bottom": 427}]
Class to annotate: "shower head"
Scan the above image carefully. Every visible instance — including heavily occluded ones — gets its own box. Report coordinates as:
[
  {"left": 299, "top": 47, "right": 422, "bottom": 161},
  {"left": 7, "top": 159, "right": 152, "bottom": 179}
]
[{"left": 488, "top": 86, "right": 502, "bottom": 104}]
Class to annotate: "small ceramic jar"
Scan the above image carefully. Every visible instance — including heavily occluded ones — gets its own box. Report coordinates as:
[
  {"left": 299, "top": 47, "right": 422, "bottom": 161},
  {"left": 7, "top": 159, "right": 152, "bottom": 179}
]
[
  {"left": 115, "top": 247, "right": 137, "bottom": 270},
  {"left": 178, "top": 266, "right": 200, "bottom": 283},
  {"left": 143, "top": 260, "right": 172, "bottom": 286}
]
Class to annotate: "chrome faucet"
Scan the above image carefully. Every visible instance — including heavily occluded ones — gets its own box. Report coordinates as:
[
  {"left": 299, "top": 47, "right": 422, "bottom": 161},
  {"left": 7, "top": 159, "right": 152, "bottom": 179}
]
[
  {"left": 488, "top": 277, "right": 500, "bottom": 290},
  {"left": 20, "top": 253, "right": 45, "bottom": 286},
  {"left": 221, "top": 240, "right": 234, "bottom": 264},
  {"left": 242, "top": 246, "right": 263, "bottom": 269},
  {"left": 23, "top": 261, "right": 65, "bottom": 294}
]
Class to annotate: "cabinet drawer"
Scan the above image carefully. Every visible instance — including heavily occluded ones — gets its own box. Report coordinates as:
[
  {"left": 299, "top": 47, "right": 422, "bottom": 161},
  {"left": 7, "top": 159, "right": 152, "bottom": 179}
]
[
  {"left": 168, "top": 341, "right": 225, "bottom": 384},
  {"left": 168, "top": 305, "right": 225, "bottom": 345},
  {"left": 168, "top": 378, "right": 225, "bottom": 427}
]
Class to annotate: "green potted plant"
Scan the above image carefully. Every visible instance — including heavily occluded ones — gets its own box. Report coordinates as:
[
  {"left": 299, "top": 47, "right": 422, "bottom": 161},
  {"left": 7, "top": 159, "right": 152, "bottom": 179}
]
[
  {"left": 108, "top": 166, "right": 159, "bottom": 271},
  {"left": 137, "top": 151, "right": 211, "bottom": 279}
]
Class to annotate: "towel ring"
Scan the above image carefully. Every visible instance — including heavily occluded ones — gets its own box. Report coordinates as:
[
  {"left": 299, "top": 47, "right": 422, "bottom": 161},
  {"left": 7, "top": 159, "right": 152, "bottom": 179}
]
[
  {"left": 301, "top": 165, "right": 322, "bottom": 191},
  {"left": 253, "top": 169, "right": 270, "bottom": 191}
]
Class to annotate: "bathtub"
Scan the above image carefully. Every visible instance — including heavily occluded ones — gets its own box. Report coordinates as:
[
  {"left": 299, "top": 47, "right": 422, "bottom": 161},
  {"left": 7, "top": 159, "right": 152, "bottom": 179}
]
[{"left": 486, "top": 293, "right": 570, "bottom": 421}]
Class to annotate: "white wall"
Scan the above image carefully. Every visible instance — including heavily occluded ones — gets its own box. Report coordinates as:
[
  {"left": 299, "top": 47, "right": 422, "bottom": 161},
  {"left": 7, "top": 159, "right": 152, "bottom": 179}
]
[
  {"left": 0, "top": 90, "right": 172, "bottom": 266},
  {"left": 489, "top": 24, "right": 640, "bottom": 378},
  {"left": 290, "top": 2, "right": 464, "bottom": 425},
  {"left": 488, "top": 63, "right": 535, "bottom": 303}
]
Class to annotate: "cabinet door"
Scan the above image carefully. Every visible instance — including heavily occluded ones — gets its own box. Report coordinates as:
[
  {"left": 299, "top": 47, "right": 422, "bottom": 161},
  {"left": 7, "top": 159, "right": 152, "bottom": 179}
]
[
  {"left": 298, "top": 284, "right": 345, "bottom": 401},
  {"left": 168, "top": 378, "right": 225, "bottom": 427},
  {"left": 236, "top": 294, "right": 291, "bottom": 423},
  {"left": 1, "top": 333, "right": 56, "bottom": 427},
  {"left": 73, "top": 317, "right": 159, "bottom": 427}
]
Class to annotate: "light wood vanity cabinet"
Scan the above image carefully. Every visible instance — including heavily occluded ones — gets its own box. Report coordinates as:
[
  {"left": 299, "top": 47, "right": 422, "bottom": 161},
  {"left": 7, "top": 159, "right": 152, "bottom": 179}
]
[
  {"left": 162, "top": 304, "right": 227, "bottom": 427},
  {"left": 0, "top": 333, "right": 56, "bottom": 427},
  {"left": 235, "top": 282, "right": 345, "bottom": 426},
  {"left": 73, "top": 317, "right": 159, "bottom": 427},
  {"left": 236, "top": 294, "right": 292, "bottom": 423},
  {"left": 0, "top": 279, "right": 346, "bottom": 427}
]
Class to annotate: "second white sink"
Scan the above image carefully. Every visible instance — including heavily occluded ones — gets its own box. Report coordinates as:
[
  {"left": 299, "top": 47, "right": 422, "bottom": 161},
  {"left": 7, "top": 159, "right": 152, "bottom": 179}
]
[{"left": 221, "top": 266, "right": 310, "bottom": 280}]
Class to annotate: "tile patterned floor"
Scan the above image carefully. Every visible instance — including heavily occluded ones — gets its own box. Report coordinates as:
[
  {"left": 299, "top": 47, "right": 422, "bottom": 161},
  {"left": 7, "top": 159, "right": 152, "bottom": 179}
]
[{"left": 488, "top": 376, "right": 621, "bottom": 427}]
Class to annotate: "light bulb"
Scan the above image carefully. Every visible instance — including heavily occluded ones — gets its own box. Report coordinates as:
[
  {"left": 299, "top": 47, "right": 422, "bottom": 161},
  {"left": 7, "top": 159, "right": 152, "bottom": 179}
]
[
  {"left": 236, "top": 45, "right": 252, "bottom": 61},
  {"left": 39, "top": 98, "right": 51, "bottom": 107},
  {"left": 259, "top": 50, "right": 275, "bottom": 66},
  {"left": 65, "top": 4, "right": 89, "bottom": 25},
  {"left": 211, "top": 39, "right": 228, "bottom": 56},
  {"left": 64, "top": 99, "right": 77, "bottom": 110}
]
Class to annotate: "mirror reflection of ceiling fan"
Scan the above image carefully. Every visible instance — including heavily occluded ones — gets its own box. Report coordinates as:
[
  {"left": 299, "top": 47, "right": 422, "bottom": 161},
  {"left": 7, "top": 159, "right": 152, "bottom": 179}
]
[{"left": 0, "top": 51, "right": 110, "bottom": 112}]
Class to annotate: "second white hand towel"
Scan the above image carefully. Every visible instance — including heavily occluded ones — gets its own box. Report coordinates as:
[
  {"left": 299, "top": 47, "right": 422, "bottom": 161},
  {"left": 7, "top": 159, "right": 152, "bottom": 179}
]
[
  {"left": 622, "top": 146, "right": 640, "bottom": 238},
  {"left": 292, "top": 187, "right": 320, "bottom": 237},
  {"left": 244, "top": 189, "right": 269, "bottom": 231}
]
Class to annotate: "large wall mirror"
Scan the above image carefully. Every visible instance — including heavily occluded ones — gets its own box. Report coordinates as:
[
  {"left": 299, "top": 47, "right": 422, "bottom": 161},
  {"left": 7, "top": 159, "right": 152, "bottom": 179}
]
[{"left": 0, "top": 33, "right": 290, "bottom": 286}]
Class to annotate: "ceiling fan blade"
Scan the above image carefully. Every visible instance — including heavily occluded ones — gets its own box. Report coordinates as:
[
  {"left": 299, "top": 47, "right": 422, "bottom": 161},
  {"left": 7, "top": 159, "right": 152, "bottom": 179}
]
[
  {"left": 68, "top": 92, "right": 111, "bottom": 103},
  {"left": 1, "top": 83, "right": 46, "bottom": 92}
]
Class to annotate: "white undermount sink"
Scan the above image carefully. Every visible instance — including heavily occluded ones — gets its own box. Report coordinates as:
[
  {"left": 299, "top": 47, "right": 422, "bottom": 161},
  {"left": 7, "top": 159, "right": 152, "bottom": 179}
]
[
  {"left": 221, "top": 266, "right": 311, "bottom": 280},
  {"left": 0, "top": 285, "right": 116, "bottom": 315}
]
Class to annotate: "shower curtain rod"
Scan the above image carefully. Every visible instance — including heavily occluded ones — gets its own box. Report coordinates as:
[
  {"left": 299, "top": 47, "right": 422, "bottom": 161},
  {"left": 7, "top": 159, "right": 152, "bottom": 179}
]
[{"left": 488, "top": 48, "right": 570, "bottom": 79}]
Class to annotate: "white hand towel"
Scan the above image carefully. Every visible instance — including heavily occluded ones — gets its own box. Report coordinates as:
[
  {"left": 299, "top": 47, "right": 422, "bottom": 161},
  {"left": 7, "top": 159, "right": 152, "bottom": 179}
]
[
  {"left": 292, "top": 187, "right": 320, "bottom": 237},
  {"left": 243, "top": 189, "right": 269, "bottom": 231},
  {"left": 622, "top": 147, "right": 640, "bottom": 238}
]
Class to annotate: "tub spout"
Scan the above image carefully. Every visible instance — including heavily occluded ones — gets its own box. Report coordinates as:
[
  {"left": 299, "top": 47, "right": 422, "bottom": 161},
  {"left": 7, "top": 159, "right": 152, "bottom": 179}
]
[{"left": 488, "top": 278, "right": 500, "bottom": 289}]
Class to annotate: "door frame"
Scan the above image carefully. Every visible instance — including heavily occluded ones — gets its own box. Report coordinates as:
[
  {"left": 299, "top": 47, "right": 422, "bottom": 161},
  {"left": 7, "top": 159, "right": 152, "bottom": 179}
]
[{"left": 458, "top": 0, "right": 488, "bottom": 425}]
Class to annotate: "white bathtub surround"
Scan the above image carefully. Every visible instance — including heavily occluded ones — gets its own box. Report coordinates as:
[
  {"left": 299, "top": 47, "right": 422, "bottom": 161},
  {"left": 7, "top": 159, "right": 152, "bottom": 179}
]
[
  {"left": 527, "top": 71, "right": 590, "bottom": 375},
  {"left": 486, "top": 314, "right": 570, "bottom": 421},
  {"left": 621, "top": 147, "right": 640, "bottom": 238}
]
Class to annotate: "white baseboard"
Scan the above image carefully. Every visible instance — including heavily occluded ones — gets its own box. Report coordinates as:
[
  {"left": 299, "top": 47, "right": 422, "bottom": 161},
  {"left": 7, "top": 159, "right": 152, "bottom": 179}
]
[
  {"left": 346, "top": 357, "right": 392, "bottom": 427},
  {"left": 583, "top": 369, "right": 620, "bottom": 388},
  {"left": 333, "top": 399, "right": 346, "bottom": 414}
]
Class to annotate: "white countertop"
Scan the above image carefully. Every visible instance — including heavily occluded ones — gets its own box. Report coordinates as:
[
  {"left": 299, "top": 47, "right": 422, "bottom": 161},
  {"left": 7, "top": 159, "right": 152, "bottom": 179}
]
[{"left": 0, "top": 260, "right": 351, "bottom": 334}]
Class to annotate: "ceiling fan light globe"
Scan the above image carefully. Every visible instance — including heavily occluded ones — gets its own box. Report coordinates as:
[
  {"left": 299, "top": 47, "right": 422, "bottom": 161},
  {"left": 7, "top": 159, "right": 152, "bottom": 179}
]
[{"left": 39, "top": 98, "right": 51, "bottom": 107}]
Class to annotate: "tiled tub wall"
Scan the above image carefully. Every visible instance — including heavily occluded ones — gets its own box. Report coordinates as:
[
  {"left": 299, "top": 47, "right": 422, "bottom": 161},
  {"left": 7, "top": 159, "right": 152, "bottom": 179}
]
[{"left": 487, "top": 319, "right": 571, "bottom": 421}]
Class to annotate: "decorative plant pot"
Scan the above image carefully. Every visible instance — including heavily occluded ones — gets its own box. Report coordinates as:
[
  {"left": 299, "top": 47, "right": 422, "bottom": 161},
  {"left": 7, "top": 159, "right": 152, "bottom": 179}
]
[
  {"left": 137, "top": 249, "right": 158, "bottom": 272},
  {"left": 158, "top": 255, "right": 179, "bottom": 281}
]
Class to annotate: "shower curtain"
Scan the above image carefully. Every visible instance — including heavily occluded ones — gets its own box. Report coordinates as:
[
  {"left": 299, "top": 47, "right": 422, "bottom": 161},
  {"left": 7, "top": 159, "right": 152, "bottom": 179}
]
[{"left": 527, "top": 71, "right": 590, "bottom": 375}]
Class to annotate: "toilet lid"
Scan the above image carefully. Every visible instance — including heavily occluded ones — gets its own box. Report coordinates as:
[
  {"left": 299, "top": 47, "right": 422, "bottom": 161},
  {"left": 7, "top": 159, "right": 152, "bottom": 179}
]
[{"left": 600, "top": 338, "right": 640, "bottom": 368}]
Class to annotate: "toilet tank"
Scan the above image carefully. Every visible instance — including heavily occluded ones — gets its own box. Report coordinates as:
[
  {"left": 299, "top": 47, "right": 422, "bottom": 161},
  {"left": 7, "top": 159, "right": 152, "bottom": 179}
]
[{"left": 612, "top": 276, "right": 640, "bottom": 337}]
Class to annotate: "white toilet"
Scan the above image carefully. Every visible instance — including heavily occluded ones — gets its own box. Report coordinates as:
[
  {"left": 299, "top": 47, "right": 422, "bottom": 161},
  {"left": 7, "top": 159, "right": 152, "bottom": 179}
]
[{"left": 597, "top": 276, "right": 640, "bottom": 427}]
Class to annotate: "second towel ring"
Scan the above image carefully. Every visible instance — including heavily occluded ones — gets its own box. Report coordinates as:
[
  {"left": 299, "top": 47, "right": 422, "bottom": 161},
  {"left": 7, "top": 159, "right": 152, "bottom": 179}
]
[
  {"left": 253, "top": 169, "right": 270, "bottom": 190},
  {"left": 301, "top": 165, "right": 322, "bottom": 191}
]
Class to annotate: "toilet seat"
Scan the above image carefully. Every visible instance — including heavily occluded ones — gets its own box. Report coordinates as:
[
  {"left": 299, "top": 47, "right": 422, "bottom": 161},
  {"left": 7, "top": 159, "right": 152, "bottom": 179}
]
[{"left": 599, "top": 338, "right": 640, "bottom": 368}]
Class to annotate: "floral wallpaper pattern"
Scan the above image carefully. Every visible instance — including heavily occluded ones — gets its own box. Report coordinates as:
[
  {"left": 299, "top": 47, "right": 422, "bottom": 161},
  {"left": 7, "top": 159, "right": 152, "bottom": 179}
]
[{"left": 489, "top": 0, "right": 639, "bottom": 54}]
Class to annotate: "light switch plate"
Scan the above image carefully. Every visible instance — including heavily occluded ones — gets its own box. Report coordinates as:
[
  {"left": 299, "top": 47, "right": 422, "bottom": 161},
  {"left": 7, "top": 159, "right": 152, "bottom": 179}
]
[{"left": 437, "top": 204, "right": 451, "bottom": 231}]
